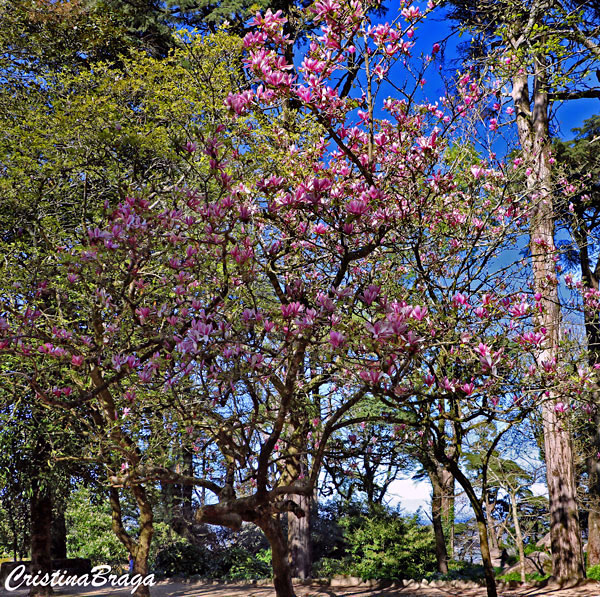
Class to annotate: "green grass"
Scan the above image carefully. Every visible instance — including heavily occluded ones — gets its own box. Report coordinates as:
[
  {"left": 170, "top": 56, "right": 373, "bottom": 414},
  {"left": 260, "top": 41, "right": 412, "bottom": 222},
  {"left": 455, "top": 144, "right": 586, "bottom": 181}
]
[{"left": 496, "top": 570, "right": 550, "bottom": 583}]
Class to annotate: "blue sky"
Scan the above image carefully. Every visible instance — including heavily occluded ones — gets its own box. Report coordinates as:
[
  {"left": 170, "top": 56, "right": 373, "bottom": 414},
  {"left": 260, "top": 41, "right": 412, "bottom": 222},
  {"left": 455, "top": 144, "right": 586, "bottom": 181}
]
[{"left": 373, "top": 2, "right": 599, "bottom": 139}]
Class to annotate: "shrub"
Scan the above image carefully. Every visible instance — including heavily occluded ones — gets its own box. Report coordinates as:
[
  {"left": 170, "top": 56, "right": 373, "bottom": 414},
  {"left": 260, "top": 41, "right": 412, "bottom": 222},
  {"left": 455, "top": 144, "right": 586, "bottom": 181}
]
[
  {"left": 421, "top": 559, "right": 484, "bottom": 582},
  {"left": 496, "top": 570, "right": 550, "bottom": 583},
  {"left": 222, "top": 547, "right": 271, "bottom": 580},
  {"left": 587, "top": 564, "right": 600, "bottom": 581},
  {"left": 339, "top": 503, "right": 437, "bottom": 580},
  {"left": 152, "top": 538, "right": 271, "bottom": 580},
  {"left": 312, "top": 556, "right": 352, "bottom": 577},
  {"left": 153, "top": 542, "right": 222, "bottom": 577},
  {"left": 66, "top": 486, "right": 128, "bottom": 567}
]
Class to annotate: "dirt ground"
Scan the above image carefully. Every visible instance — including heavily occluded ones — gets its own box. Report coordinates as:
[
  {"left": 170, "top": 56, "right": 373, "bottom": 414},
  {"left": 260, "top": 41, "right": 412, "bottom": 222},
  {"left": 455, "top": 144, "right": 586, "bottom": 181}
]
[{"left": 2, "top": 579, "right": 600, "bottom": 597}]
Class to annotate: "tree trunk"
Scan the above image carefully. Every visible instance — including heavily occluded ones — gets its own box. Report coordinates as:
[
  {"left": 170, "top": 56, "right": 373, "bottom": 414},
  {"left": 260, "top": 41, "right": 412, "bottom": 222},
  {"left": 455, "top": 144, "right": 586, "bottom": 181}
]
[
  {"left": 441, "top": 468, "right": 455, "bottom": 559},
  {"left": 109, "top": 485, "right": 154, "bottom": 597},
  {"left": 511, "top": 51, "right": 585, "bottom": 582},
  {"left": 131, "top": 485, "right": 153, "bottom": 597},
  {"left": 288, "top": 494, "right": 311, "bottom": 579},
  {"left": 448, "top": 463, "right": 497, "bottom": 597},
  {"left": 51, "top": 507, "right": 67, "bottom": 559},
  {"left": 431, "top": 473, "right": 449, "bottom": 574},
  {"left": 29, "top": 482, "right": 53, "bottom": 597},
  {"left": 510, "top": 490, "right": 526, "bottom": 583},
  {"left": 542, "top": 402, "right": 585, "bottom": 580},
  {"left": 169, "top": 448, "right": 195, "bottom": 541},
  {"left": 259, "top": 515, "right": 296, "bottom": 597},
  {"left": 181, "top": 449, "right": 194, "bottom": 525},
  {"left": 588, "top": 470, "right": 600, "bottom": 566},
  {"left": 424, "top": 455, "right": 455, "bottom": 571},
  {"left": 485, "top": 495, "right": 500, "bottom": 553}
]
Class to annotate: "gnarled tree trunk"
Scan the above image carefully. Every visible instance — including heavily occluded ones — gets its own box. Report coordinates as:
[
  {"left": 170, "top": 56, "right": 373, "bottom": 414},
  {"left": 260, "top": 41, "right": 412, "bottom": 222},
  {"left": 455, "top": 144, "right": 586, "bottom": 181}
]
[
  {"left": 110, "top": 486, "right": 154, "bottom": 597},
  {"left": 259, "top": 515, "right": 296, "bottom": 597}
]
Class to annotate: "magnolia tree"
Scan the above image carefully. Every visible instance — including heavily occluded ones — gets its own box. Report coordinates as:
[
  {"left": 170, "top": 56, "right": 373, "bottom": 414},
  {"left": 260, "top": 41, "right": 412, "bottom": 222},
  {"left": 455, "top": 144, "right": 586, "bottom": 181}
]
[{"left": 0, "top": 1, "right": 580, "bottom": 597}]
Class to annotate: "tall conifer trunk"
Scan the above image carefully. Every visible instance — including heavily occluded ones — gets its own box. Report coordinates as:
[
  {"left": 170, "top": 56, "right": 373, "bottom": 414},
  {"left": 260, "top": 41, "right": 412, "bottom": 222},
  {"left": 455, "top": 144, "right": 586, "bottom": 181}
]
[
  {"left": 288, "top": 494, "right": 311, "bottom": 579},
  {"left": 511, "top": 51, "right": 584, "bottom": 581}
]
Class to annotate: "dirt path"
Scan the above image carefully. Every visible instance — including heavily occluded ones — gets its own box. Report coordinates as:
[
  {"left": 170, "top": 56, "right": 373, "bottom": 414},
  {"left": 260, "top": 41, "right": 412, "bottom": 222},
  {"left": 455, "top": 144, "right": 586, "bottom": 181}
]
[{"left": 2, "top": 580, "right": 600, "bottom": 597}]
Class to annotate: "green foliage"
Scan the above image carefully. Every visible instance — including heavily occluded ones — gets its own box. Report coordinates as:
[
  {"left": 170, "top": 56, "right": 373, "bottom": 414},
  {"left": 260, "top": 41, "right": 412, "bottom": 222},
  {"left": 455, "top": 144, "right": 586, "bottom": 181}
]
[
  {"left": 418, "top": 560, "right": 485, "bottom": 582},
  {"left": 153, "top": 541, "right": 271, "bottom": 579},
  {"left": 65, "top": 485, "right": 128, "bottom": 566},
  {"left": 153, "top": 541, "right": 214, "bottom": 577},
  {"left": 587, "top": 564, "right": 600, "bottom": 581},
  {"left": 313, "top": 503, "right": 436, "bottom": 581},
  {"left": 312, "top": 556, "right": 353, "bottom": 578},
  {"left": 222, "top": 547, "right": 271, "bottom": 580},
  {"left": 524, "top": 541, "right": 546, "bottom": 556},
  {"left": 496, "top": 570, "right": 549, "bottom": 583}
]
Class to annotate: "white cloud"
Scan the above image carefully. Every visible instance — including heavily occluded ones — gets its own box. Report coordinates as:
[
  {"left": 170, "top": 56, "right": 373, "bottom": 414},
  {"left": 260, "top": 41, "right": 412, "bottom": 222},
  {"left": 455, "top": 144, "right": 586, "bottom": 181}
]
[{"left": 386, "top": 478, "right": 432, "bottom": 515}]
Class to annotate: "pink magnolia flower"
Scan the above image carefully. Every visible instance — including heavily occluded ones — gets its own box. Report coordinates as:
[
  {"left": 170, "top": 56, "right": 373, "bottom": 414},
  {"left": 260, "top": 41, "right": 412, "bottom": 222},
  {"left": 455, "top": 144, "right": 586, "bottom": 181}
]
[
  {"left": 462, "top": 382, "right": 475, "bottom": 395},
  {"left": 362, "top": 285, "right": 380, "bottom": 305},
  {"left": 470, "top": 165, "right": 486, "bottom": 179},
  {"left": 71, "top": 355, "right": 84, "bottom": 367},
  {"left": 281, "top": 302, "right": 303, "bottom": 318},
  {"left": 411, "top": 305, "right": 427, "bottom": 321},
  {"left": 329, "top": 330, "right": 345, "bottom": 348},
  {"left": 452, "top": 293, "right": 468, "bottom": 307},
  {"left": 401, "top": 5, "right": 420, "bottom": 20},
  {"left": 347, "top": 199, "right": 369, "bottom": 216},
  {"left": 423, "top": 374, "right": 435, "bottom": 387},
  {"left": 135, "top": 307, "right": 150, "bottom": 323}
]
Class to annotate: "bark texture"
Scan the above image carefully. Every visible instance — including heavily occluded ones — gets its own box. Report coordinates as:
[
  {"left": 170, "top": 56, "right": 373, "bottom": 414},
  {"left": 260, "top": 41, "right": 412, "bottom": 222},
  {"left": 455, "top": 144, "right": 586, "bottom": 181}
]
[
  {"left": 288, "top": 493, "right": 311, "bottom": 579},
  {"left": 448, "top": 463, "right": 497, "bottom": 597},
  {"left": 51, "top": 508, "right": 67, "bottom": 559},
  {"left": 29, "top": 482, "right": 53, "bottom": 597},
  {"left": 441, "top": 468, "right": 455, "bottom": 559},
  {"left": 511, "top": 50, "right": 585, "bottom": 582},
  {"left": 109, "top": 486, "right": 154, "bottom": 597},
  {"left": 430, "top": 470, "right": 449, "bottom": 574},
  {"left": 510, "top": 490, "right": 526, "bottom": 583},
  {"left": 260, "top": 516, "right": 296, "bottom": 597}
]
